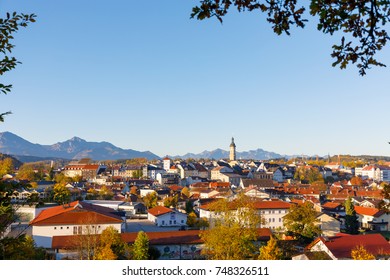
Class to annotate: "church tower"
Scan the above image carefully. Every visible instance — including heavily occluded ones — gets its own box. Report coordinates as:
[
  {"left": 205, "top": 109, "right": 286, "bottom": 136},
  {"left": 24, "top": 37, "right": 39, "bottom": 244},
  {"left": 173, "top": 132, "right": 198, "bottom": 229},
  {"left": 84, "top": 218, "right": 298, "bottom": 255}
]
[{"left": 229, "top": 137, "right": 236, "bottom": 161}]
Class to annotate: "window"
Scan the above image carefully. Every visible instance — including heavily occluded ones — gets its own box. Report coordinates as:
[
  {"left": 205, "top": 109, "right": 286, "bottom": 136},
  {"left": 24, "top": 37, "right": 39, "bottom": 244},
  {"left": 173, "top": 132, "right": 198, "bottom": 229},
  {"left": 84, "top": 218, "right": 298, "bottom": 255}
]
[
  {"left": 162, "top": 220, "right": 165, "bottom": 225},
  {"left": 181, "top": 220, "right": 184, "bottom": 223},
  {"left": 73, "top": 226, "right": 77, "bottom": 234},
  {"left": 60, "top": 227, "right": 63, "bottom": 230},
  {"left": 54, "top": 227, "right": 57, "bottom": 230},
  {"left": 279, "top": 218, "right": 281, "bottom": 222},
  {"left": 269, "top": 218, "right": 272, "bottom": 222},
  {"left": 67, "top": 226, "right": 69, "bottom": 229},
  {"left": 272, "top": 218, "right": 275, "bottom": 222},
  {"left": 78, "top": 226, "right": 82, "bottom": 234}
]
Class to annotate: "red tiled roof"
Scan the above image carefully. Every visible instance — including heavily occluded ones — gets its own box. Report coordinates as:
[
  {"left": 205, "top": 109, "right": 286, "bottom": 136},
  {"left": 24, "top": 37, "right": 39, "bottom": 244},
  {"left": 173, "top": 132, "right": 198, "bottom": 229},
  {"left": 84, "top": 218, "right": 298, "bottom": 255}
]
[
  {"left": 52, "top": 228, "right": 272, "bottom": 249},
  {"left": 253, "top": 200, "right": 291, "bottom": 209},
  {"left": 209, "top": 182, "right": 231, "bottom": 188},
  {"left": 168, "top": 185, "right": 183, "bottom": 192},
  {"left": 30, "top": 201, "right": 123, "bottom": 226},
  {"left": 308, "top": 233, "right": 390, "bottom": 259},
  {"left": 147, "top": 206, "right": 173, "bottom": 217},
  {"left": 322, "top": 202, "right": 342, "bottom": 210},
  {"left": 354, "top": 206, "right": 385, "bottom": 217},
  {"left": 362, "top": 165, "right": 376, "bottom": 171}
]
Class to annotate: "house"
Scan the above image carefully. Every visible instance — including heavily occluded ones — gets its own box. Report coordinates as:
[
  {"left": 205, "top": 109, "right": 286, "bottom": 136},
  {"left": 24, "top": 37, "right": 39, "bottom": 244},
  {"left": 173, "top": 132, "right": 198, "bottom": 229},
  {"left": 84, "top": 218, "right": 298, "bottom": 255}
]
[
  {"left": 147, "top": 206, "right": 187, "bottom": 227},
  {"left": 142, "top": 164, "right": 166, "bottom": 180},
  {"left": 63, "top": 164, "right": 106, "bottom": 180},
  {"left": 354, "top": 206, "right": 390, "bottom": 231},
  {"left": 321, "top": 202, "right": 345, "bottom": 217},
  {"left": 199, "top": 198, "right": 291, "bottom": 232},
  {"left": 29, "top": 201, "right": 124, "bottom": 248},
  {"left": 315, "top": 212, "right": 340, "bottom": 237},
  {"left": 253, "top": 200, "right": 291, "bottom": 230},
  {"left": 305, "top": 233, "right": 390, "bottom": 259}
]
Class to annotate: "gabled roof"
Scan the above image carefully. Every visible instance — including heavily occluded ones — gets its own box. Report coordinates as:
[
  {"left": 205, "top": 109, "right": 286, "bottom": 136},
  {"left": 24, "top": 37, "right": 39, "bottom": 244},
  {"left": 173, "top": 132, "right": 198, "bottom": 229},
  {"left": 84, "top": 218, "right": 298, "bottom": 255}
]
[
  {"left": 354, "top": 206, "right": 385, "bottom": 217},
  {"left": 322, "top": 202, "right": 342, "bottom": 210},
  {"left": 308, "top": 233, "right": 390, "bottom": 259},
  {"left": 30, "top": 201, "right": 123, "bottom": 226},
  {"left": 147, "top": 206, "right": 174, "bottom": 217}
]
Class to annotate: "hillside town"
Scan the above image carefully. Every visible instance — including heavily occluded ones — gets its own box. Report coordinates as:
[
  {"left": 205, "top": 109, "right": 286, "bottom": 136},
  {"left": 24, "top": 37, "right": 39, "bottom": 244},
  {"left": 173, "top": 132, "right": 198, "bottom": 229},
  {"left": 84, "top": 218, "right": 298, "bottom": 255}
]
[{"left": 1, "top": 138, "right": 390, "bottom": 260}]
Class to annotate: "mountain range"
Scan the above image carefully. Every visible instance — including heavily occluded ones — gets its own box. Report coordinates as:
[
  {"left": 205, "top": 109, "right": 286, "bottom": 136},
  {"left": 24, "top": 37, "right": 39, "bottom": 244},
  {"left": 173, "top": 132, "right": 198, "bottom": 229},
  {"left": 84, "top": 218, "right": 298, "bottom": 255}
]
[
  {"left": 0, "top": 131, "right": 290, "bottom": 162},
  {"left": 0, "top": 132, "right": 160, "bottom": 161},
  {"left": 169, "top": 148, "right": 286, "bottom": 160}
]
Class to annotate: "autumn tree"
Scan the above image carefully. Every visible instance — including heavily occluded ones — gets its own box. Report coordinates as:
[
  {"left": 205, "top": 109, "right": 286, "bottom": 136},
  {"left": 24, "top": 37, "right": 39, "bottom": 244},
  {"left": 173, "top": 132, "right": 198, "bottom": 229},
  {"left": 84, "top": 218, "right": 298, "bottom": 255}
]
[
  {"left": 345, "top": 196, "right": 359, "bottom": 234},
  {"left": 283, "top": 202, "right": 321, "bottom": 244},
  {"left": 53, "top": 183, "right": 71, "bottom": 205},
  {"left": 181, "top": 187, "right": 190, "bottom": 198},
  {"left": 0, "top": 157, "right": 14, "bottom": 176},
  {"left": 200, "top": 194, "right": 263, "bottom": 260},
  {"left": 163, "top": 194, "right": 178, "bottom": 208},
  {"left": 132, "top": 231, "right": 149, "bottom": 260},
  {"left": 143, "top": 192, "right": 158, "bottom": 209},
  {"left": 94, "top": 226, "right": 131, "bottom": 260},
  {"left": 54, "top": 173, "right": 73, "bottom": 185},
  {"left": 258, "top": 236, "right": 283, "bottom": 260},
  {"left": 191, "top": 1, "right": 390, "bottom": 76},
  {"left": 187, "top": 212, "right": 198, "bottom": 227},
  {"left": 294, "top": 166, "right": 323, "bottom": 184},
  {"left": 379, "top": 183, "right": 390, "bottom": 213},
  {"left": 351, "top": 245, "right": 375, "bottom": 260},
  {"left": 71, "top": 216, "right": 101, "bottom": 260},
  {"left": 99, "top": 186, "right": 114, "bottom": 200},
  {"left": 350, "top": 176, "right": 363, "bottom": 186},
  {"left": 16, "top": 164, "right": 36, "bottom": 181}
]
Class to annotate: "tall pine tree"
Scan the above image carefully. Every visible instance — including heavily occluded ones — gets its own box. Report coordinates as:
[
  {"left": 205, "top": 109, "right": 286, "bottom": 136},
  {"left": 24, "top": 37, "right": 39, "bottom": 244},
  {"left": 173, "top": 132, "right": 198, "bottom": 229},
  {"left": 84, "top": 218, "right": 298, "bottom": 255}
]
[{"left": 344, "top": 197, "right": 359, "bottom": 234}]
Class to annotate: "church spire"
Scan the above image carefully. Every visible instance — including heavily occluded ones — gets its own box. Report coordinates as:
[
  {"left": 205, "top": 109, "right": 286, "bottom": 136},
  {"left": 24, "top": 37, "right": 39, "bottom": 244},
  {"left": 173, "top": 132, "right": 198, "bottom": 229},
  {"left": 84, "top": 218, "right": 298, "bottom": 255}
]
[{"left": 229, "top": 137, "right": 236, "bottom": 161}]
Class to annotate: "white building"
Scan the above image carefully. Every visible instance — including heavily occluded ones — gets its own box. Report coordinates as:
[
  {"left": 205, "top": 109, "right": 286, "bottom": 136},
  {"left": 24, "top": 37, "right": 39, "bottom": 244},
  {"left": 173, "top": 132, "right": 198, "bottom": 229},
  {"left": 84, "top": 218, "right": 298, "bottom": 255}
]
[
  {"left": 147, "top": 206, "right": 187, "bottom": 227},
  {"left": 253, "top": 200, "right": 291, "bottom": 230},
  {"left": 29, "top": 201, "right": 123, "bottom": 248}
]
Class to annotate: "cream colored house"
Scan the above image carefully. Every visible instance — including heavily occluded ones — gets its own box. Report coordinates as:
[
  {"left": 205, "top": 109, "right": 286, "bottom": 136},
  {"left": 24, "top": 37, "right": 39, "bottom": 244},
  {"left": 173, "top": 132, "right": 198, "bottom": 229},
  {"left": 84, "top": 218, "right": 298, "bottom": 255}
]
[{"left": 316, "top": 212, "right": 340, "bottom": 236}]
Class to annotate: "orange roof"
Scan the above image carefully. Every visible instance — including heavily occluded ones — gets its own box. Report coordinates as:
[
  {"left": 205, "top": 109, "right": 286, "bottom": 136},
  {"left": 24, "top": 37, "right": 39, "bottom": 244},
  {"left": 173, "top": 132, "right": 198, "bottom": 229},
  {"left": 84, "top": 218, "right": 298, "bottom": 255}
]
[
  {"left": 253, "top": 200, "right": 291, "bottom": 209},
  {"left": 168, "top": 185, "right": 183, "bottom": 192},
  {"left": 148, "top": 206, "right": 173, "bottom": 217},
  {"left": 30, "top": 201, "right": 123, "bottom": 226},
  {"left": 209, "top": 182, "right": 230, "bottom": 188},
  {"left": 322, "top": 202, "right": 342, "bottom": 209},
  {"left": 354, "top": 206, "right": 385, "bottom": 217}
]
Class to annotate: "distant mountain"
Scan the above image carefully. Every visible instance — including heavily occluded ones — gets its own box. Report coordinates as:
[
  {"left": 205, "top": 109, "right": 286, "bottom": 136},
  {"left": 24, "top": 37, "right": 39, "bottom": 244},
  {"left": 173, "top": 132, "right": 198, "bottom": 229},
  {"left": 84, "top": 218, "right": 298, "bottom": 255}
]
[
  {"left": 170, "top": 148, "right": 286, "bottom": 160},
  {"left": 0, "top": 132, "right": 160, "bottom": 161}
]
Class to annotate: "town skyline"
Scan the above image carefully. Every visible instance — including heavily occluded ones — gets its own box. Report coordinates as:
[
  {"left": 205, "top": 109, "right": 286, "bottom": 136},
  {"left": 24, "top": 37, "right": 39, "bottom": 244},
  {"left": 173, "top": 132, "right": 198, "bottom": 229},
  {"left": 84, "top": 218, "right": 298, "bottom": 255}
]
[
  {"left": 2, "top": 131, "right": 390, "bottom": 161},
  {"left": 1, "top": 0, "right": 390, "bottom": 158}
]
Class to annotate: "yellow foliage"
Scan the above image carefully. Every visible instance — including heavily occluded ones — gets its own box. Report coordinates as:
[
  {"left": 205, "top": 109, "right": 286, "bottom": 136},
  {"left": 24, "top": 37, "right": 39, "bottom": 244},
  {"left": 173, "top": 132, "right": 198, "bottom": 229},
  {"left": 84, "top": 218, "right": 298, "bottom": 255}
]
[{"left": 351, "top": 245, "right": 375, "bottom": 260}]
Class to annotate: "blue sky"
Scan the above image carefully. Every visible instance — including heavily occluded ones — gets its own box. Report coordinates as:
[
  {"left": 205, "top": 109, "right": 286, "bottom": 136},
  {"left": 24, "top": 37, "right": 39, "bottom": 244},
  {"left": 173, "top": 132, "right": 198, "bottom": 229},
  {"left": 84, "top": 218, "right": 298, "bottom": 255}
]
[{"left": 1, "top": 0, "right": 390, "bottom": 158}]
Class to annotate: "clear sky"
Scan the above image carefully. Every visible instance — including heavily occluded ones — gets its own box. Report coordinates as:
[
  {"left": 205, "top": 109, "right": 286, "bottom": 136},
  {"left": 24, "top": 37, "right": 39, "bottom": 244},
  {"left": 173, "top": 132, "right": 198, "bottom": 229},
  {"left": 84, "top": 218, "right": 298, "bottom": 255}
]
[{"left": 1, "top": 0, "right": 390, "bottom": 158}]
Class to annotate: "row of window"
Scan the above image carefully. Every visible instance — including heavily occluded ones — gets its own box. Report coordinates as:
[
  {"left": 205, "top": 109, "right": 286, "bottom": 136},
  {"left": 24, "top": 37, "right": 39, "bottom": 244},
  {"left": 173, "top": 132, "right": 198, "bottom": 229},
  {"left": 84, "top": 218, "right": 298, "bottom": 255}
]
[
  {"left": 53, "top": 225, "right": 101, "bottom": 234},
  {"left": 268, "top": 218, "right": 282, "bottom": 223},
  {"left": 161, "top": 220, "right": 185, "bottom": 225},
  {"left": 260, "top": 210, "right": 286, "bottom": 214}
]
